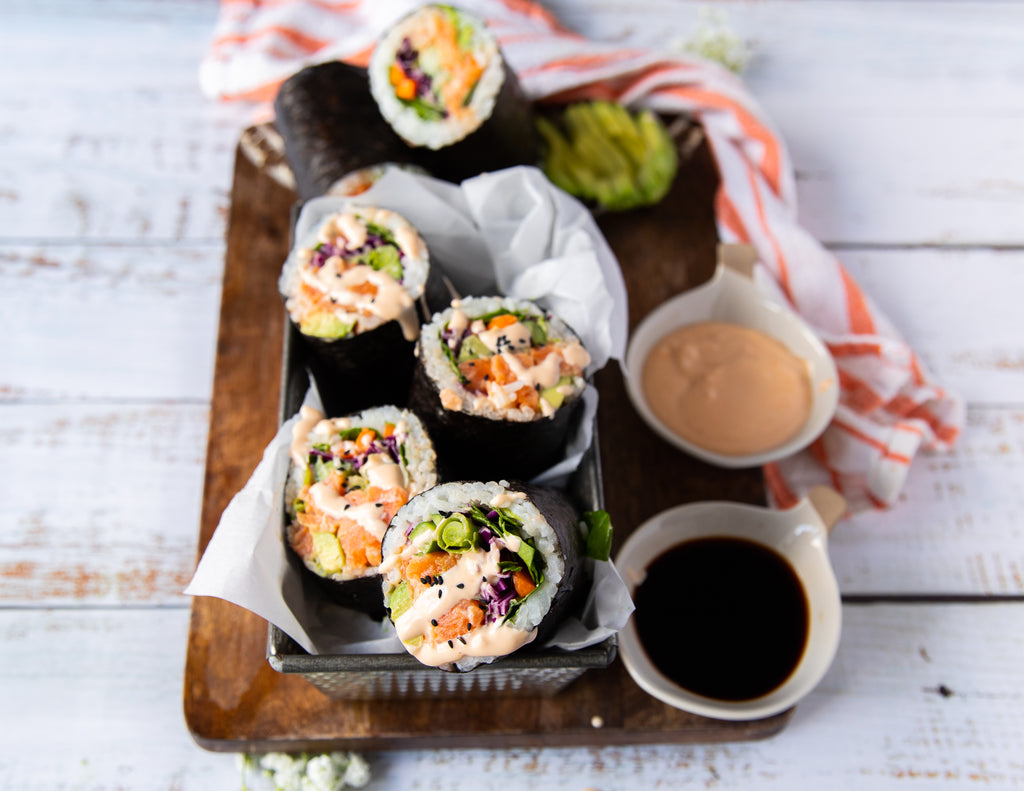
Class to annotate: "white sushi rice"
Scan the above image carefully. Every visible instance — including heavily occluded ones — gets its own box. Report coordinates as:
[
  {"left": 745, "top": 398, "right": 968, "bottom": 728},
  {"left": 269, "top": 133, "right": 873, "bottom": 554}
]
[
  {"left": 284, "top": 405, "right": 438, "bottom": 582},
  {"left": 381, "top": 480, "right": 565, "bottom": 671},
  {"left": 418, "top": 295, "right": 587, "bottom": 422},
  {"left": 368, "top": 5, "right": 506, "bottom": 150}
]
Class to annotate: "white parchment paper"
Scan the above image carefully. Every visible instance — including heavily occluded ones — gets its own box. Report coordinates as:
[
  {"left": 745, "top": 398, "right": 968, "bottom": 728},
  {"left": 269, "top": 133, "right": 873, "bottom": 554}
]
[{"left": 185, "top": 166, "right": 634, "bottom": 656}]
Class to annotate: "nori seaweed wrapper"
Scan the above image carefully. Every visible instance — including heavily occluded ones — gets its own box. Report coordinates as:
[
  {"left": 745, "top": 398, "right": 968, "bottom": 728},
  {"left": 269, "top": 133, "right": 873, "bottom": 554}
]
[
  {"left": 298, "top": 319, "right": 418, "bottom": 417},
  {"left": 408, "top": 359, "right": 584, "bottom": 482},
  {"left": 511, "top": 480, "right": 587, "bottom": 646},
  {"left": 308, "top": 571, "right": 388, "bottom": 622},
  {"left": 274, "top": 61, "right": 416, "bottom": 200}
]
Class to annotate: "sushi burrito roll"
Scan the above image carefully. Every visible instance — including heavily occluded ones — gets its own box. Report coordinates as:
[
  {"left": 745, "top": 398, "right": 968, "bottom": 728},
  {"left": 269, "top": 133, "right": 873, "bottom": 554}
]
[
  {"left": 279, "top": 203, "right": 444, "bottom": 415},
  {"left": 368, "top": 3, "right": 540, "bottom": 182},
  {"left": 284, "top": 404, "right": 438, "bottom": 619},
  {"left": 379, "top": 480, "right": 586, "bottom": 672},
  {"left": 410, "top": 295, "right": 591, "bottom": 481}
]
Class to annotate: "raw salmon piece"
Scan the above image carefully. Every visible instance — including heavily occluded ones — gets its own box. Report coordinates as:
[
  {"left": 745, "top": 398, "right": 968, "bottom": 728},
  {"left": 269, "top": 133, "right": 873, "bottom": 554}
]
[{"left": 431, "top": 599, "right": 486, "bottom": 645}]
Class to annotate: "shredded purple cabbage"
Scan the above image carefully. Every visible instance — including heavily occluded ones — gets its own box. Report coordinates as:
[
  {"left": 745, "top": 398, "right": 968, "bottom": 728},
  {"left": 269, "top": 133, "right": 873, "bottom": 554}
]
[
  {"left": 380, "top": 434, "right": 401, "bottom": 462},
  {"left": 310, "top": 232, "right": 403, "bottom": 269},
  {"left": 396, "top": 38, "right": 435, "bottom": 98},
  {"left": 479, "top": 574, "right": 516, "bottom": 623},
  {"left": 441, "top": 324, "right": 471, "bottom": 355}
]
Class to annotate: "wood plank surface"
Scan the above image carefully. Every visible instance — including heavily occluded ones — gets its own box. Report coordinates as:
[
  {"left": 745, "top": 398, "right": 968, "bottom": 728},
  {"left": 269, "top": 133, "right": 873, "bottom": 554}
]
[
  {"left": 548, "top": 0, "right": 1024, "bottom": 248},
  {"left": 8, "top": 603, "right": 1024, "bottom": 789},
  {"left": 184, "top": 128, "right": 787, "bottom": 751}
]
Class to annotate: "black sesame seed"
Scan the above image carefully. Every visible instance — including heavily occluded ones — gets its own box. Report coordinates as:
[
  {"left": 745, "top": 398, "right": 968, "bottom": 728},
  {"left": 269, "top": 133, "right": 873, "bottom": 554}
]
[
  {"left": 431, "top": 619, "right": 438, "bottom": 627},
  {"left": 438, "top": 589, "right": 443, "bottom": 599},
  {"left": 459, "top": 636, "right": 467, "bottom": 645},
  {"left": 375, "top": 502, "right": 383, "bottom": 507},
  {"left": 456, "top": 583, "right": 465, "bottom": 589},
  {"left": 436, "top": 575, "right": 444, "bottom": 585},
  {"left": 420, "top": 576, "right": 431, "bottom": 584},
  {"left": 448, "top": 640, "right": 454, "bottom": 648},
  {"left": 465, "top": 622, "right": 472, "bottom": 630}
]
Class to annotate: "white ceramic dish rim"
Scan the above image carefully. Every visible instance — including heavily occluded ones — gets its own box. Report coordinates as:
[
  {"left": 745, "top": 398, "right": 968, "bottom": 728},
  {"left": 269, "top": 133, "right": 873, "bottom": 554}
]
[
  {"left": 615, "top": 496, "right": 843, "bottom": 721},
  {"left": 623, "top": 258, "right": 839, "bottom": 468}
]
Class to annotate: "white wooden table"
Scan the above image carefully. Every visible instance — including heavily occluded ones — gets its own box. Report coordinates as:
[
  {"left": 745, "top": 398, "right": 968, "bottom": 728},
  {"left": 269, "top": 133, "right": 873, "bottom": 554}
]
[{"left": 3, "top": 0, "right": 1023, "bottom": 787}]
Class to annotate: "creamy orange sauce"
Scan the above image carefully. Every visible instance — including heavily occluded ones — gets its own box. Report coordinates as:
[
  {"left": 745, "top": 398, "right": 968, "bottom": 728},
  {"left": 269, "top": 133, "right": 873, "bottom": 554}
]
[{"left": 641, "top": 321, "right": 812, "bottom": 456}]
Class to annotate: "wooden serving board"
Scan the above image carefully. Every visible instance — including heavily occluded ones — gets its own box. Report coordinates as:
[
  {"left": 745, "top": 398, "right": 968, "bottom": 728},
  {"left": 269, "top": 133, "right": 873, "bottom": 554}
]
[{"left": 183, "top": 126, "right": 791, "bottom": 752}]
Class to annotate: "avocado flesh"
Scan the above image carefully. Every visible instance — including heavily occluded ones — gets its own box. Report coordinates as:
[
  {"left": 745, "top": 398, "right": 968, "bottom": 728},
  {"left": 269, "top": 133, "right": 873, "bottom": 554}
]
[
  {"left": 456, "top": 335, "right": 491, "bottom": 364},
  {"left": 312, "top": 532, "right": 346, "bottom": 575},
  {"left": 540, "top": 375, "right": 574, "bottom": 410},
  {"left": 538, "top": 100, "right": 679, "bottom": 211},
  {"left": 300, "top": 311, "right": 356, "bottom": 339}
]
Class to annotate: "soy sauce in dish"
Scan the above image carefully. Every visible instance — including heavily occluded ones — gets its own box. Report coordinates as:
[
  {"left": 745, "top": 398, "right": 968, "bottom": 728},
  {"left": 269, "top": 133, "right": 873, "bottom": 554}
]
[{"left": 633, "top": 537, "right": 809, "bottom": 702}]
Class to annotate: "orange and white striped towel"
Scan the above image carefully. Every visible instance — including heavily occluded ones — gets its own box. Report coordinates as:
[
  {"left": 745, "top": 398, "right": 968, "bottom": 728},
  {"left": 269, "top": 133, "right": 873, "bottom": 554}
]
[{"left": 200, "top": 0, "right": 964, "bottom": 514}]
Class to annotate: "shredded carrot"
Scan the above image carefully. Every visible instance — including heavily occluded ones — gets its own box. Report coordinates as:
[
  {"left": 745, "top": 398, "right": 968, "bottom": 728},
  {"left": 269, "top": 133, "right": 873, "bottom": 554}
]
[
  {"left": 405, "top": 552, "right": 458, "bottom": 597},
  {"left": 395, "top": 77, "right": 417, "bottom": 100},
  {"left": 431, "top": 599, "right": 486, "bottom": 644},
  {"left": 487, "top": 313, "right": 519, "bottom": 331},
  {"left": 512, "top": 569, "right": 536, "bottom": 597}
]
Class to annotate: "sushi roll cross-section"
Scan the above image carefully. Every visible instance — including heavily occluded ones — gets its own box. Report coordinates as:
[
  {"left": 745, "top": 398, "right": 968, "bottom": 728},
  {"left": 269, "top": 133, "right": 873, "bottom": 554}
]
[
  {"left": 370, "top": 4, "right": 504, "bottom": 150},
  {"left": 440, "top": 300, "right": 591, "bottom": 418},
  {"left": 412, "top": 296, "right": 591, "bottom": 480},
  {"left": 280, "top": 206, "right": 429, "bottom": 343},
  {"left": 369, "top": 4, "right": 540, "bottom": 181},
  {"left": 285, "top": 405, "right": 438, "bottom": 616},
  {"left": 380, "top": 481, "right": 584, "bottom": 672}
]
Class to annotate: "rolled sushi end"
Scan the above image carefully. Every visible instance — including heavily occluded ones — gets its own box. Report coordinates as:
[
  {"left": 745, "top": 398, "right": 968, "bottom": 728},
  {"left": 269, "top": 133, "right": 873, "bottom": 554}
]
[
  {"left": 380, "top": 481, "right": 577, "bottom": 671},
  {"left": 279, "top": 206, "right": 430, "bottom": 344},
  {"left": 424, "top": 296, "right": 591, "bottom": 422},
  {"left": 368, "top": 4, "right": 505, "bottom": 151},
  {"left": 327, "top": 162, "right": 431, "bottom": 197},
  {"left": 284, "top": 404, "right": 438, "bottom": 613}
]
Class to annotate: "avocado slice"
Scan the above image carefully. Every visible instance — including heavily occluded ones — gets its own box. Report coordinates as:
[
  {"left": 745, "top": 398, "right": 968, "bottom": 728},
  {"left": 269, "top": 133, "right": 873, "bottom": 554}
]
[
  {"left": 456, "top": 334, "right": 491, "bottom": 363},
  {"left": 540, "top": 375, "right": 574, "bottom": 410},
  {"left": 359, "top": 244, "right": 403, "bottom": 282},
  {"left": 312, "top": 532, "right": 346, "bottom": 575},
  {"left": 537, "top": 100, "right": 679, "bottom": 211},
  {"left": 300, "top": 312, "right": 356, "bottom": 339},
  {"left": 388, "top": 580, "right": 413, "bottom": 620}
]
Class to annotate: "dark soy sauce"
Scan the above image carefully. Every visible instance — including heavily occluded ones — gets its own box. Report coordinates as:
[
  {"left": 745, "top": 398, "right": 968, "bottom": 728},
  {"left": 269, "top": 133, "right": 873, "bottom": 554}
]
[{"left": 633, "top": 537, "right": 809, "bottom": 702}]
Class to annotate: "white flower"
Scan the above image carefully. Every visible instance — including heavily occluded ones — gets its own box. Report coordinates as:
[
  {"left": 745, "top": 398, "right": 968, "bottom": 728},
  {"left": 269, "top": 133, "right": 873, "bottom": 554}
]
[
  {"left": 340, "top": 753, "right": 371, "bottom": 788},
  {"left": 674, "top": 7, "right": 751, "bottom": 74},
  {"left": 302, "top": 754, "right": 338, "bottom": 791},
  {"left": 259, "top": 753, "right": 306, "bottom": 790},
  {"left": 244, "top": 751, "right": 371, "bottom": 791}
]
